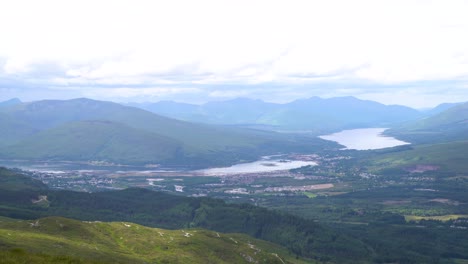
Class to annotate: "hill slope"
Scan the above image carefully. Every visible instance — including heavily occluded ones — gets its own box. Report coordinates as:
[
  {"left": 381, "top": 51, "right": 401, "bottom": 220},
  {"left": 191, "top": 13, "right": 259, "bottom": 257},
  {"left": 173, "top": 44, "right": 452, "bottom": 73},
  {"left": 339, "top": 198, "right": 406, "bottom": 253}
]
[
  {"left": 0, "top": 216, "right": 305, "bottom": 264},
  {"left": 387, "top": 101, "right": 468, "bottom": 144},
  {"left": 0, "top": 167, "right": 369, "bottom": 262},
  {"left": 0, "top": 120, "right": 182, "bottom": 165},
  {"left": 2, "top": 167, "right": 468, "bottom": 263},
  {"left": 0, "top": 98, "right": 335, "bottom": 167},
  {"left": 367, "top": 141, "right": 468, "bottom": 174}
]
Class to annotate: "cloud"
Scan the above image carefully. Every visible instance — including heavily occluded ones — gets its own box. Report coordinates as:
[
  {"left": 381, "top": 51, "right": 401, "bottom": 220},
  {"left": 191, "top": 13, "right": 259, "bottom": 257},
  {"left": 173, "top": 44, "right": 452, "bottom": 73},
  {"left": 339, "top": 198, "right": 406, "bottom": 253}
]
[
  {"left": 83, "top": 87, "right": 202, "bottom": 99},
  {"left": 0, "top": 0, "right": 468, "bottom": 107}
]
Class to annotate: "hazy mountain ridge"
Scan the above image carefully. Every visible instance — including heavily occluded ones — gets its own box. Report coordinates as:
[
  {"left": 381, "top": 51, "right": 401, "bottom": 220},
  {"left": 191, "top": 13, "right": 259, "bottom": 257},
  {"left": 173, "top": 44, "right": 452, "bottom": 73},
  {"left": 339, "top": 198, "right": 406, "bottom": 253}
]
[
  {"left": 387, "top": 101, "right": 468, "bottom": 144},
  {"left": 0, "top": 98, "right": 336, "bottom": 166},
  {"left": 0, "top": 120, "right": 182, "bottom": 165},
  {"left": 422, "top": 102, "right": 463, "bottom": 116},
  {"left": 130, "top": 96, "right": 423, "bottom": 133},
  {"left": 0, "top": 98, "right": 22, "bottom": 108}
]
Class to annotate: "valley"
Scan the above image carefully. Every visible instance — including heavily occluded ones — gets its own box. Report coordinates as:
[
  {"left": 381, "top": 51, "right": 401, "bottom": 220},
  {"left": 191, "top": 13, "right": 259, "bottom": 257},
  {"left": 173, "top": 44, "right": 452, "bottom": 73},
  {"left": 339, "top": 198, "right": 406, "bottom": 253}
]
[
  {"left": 1, "top": 97, "right": 468, "bottom": 263},
  {"left": 2, "top": 3, "right": 468, "bottom": 262}
]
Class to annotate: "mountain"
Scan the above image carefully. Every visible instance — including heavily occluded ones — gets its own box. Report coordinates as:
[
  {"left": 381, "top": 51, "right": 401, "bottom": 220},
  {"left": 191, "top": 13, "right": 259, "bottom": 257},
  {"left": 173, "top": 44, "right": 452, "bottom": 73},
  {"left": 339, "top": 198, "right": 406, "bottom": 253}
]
[
  {"left": 258, "top": 96, "right": 421, "bottom": 132},
  {"left": 0, "top": 98, "right": 21, "bottom": 108},
  {"left": 0, "top": 98, "right": 335, "bottom": 167},
  {"left": 422, "top": 102, "right": 462, "bottom": 116},
  {"left": 131, "top": 96, "right": 422, "bottom": 133},
  {"left": 1, "top": 120, "right": 181, "bottom": 165},
  {"left": 387, "top": 101, "right": 468, "bottom": 144},
  {"left": 0, "top": 216, "right": 303, "bottom": 264},
  {"left": 128, "top": 100, "right": 200, "bottom": 120},
  {"left": 131, "top": 98, "right": 277, "bottom": 125}
]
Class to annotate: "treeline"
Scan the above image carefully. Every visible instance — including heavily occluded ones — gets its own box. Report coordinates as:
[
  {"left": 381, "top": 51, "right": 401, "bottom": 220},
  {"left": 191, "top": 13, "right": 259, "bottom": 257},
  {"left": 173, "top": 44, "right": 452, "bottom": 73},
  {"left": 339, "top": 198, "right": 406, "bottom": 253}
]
[
  {"left": 1, "top": 167, "right": 468, "bottom": 263},
  {"left": 0, "top": 186, "right": 369, "bottom": 263}
]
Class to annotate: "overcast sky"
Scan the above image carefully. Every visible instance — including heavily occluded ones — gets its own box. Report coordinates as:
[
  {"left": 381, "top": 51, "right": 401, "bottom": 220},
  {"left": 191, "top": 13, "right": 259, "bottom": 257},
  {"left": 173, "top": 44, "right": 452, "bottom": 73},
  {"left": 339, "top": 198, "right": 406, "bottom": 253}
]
[{"left": 1, "top": 0, "right": 468, "bottom": 108}]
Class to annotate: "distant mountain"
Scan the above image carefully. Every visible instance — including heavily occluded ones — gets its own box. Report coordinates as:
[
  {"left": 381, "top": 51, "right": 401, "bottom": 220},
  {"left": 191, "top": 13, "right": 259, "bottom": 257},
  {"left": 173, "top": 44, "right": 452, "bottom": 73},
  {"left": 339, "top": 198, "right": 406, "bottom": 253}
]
[
  {"left": 130, "top": 98, "right": 277, "bottom": 125},
  {"left": 0, "top": 98, "right": 334, "bottom": 166},
  {"left": 387, "top": 102, "right": 468, "bottom": 144},
  {"left": 259, "top": 96, "right": 421, "bottom": 132},
  {"left": 1, "top": 120, "right": 181, "bottom": 165},
  {"left": 131, "top": 97, "right": 422, "bottom": 133},
  {"left": 422, "top": 102, "right": 463, "bottom": 116},
  {"left": 128, "top": 100, "right": 200, "bottom": 119},
  {"left": 0, "top": 98, "right": 21, "bottom": 108}
]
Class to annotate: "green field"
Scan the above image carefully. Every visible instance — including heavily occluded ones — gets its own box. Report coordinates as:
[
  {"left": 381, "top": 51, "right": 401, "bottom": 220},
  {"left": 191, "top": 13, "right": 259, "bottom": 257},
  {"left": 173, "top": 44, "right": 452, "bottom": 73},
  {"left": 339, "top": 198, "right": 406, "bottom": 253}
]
[{"left": 404, "top": 214, "right": 468, "bottom": 222}]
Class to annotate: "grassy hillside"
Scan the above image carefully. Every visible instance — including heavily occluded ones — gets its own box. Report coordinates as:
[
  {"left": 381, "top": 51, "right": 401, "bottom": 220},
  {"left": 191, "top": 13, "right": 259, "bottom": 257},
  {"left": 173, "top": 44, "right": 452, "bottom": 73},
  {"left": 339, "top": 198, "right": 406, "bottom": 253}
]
[
  {"left": 0, "top": 113, "right": 38, "bottom": 147},
  {"left": 0, "top": 167, "right": 369, "bottom": 262},
  {"left": 1, "top": 120, "right": 182, "bottom": 165},
  {"left": 0, "top": 167, "right": 47, "bottom": 191},
  {"left": 367, "top": 141, "right": 468, "bottom": 174},
  {"left": 0, "top": 98, "right": 336, "bottom": 167},
  {"left": 0, "top": 98, "right": 260, "bottom": 150},
  {"left": 387, "top": 102, "right": 468, "bottom": 144},
  {"left": 2, "top": 167, "right": 468, "bottom": 263},
  {"left": 0, "top": 216, "right": 307, "bottom": 264}
]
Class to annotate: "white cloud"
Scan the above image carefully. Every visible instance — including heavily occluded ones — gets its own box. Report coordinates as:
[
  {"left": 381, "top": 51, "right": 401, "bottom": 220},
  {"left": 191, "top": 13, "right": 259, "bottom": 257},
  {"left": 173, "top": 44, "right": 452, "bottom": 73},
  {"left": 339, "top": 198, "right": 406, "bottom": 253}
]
[
  {"left": 0, "top": 0, "right": 468, "bottom": 105},
  {"left": 83, "top": 87, "right": 202, "bottom": 99}
]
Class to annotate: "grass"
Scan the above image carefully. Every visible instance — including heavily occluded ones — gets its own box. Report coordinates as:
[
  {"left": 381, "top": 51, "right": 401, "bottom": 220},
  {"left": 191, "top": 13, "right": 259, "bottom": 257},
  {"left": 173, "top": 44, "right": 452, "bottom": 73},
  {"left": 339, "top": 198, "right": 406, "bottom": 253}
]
[
  {"left": 0, "top": 216, "right": 311, "bottom": 264},
  {"left": 303, "top": 192, "right": 317, "bottom": 198}
]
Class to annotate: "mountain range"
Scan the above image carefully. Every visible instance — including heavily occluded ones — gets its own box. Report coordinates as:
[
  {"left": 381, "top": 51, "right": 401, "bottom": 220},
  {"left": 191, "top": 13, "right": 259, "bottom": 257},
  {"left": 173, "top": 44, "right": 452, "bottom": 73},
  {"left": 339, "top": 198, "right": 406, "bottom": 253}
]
[
  {"left": 0, "top": 97, "right": 466, "bottom": 167},
  {"left": 129, "top": 96, "right": 423, "bottom": 133},
  {"left": 0, "top": 98, "right": 335, "bottom": 167},
  {"left": 1, "top": 96, "right": 468, "bottom": 263}
]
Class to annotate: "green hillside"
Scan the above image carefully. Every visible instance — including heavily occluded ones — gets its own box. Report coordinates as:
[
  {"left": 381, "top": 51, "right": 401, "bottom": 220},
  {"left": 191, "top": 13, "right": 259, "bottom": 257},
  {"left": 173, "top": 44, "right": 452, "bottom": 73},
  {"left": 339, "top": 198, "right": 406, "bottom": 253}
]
[
  {"left": 3, "top": 167, "right": 468, "bottom": 263},
  {"left": 0, "top": 167, "right": 47, "bottom": 191},
  {"left": 0, "top": 216, "right": 306, "bottom": 264},
  {"left": 0, "top": 167, "right": 369, "bottom": 262},
  {"left": 387, "top": 102, "right": 468, "bottom": 144},
  {"left": 367, "top": 141, "right": 468, "bottom": 174},
  {"left": 0, "top": 113, "right": 38, "bottom": 147},
  {"left": 1, "top": 120, "right": 181, "bottom": 165},
  {"left": 0, "top": 98, "right": 259, "bottom": 150},
  {"left": 0, "top": 98, "right": 335, "bottom": 167}
]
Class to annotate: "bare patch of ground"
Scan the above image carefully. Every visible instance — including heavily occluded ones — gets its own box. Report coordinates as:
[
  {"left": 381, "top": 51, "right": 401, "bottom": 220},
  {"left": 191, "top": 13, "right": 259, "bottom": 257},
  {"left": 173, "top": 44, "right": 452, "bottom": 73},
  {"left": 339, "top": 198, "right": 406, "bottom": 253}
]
[
  {"left": 381, "top": 200, "right": 411, "bottom": 205},
  {"left": 405, "top": 164, "right": 439, "bottom": 173},
  {"left": 429, "top": 198, "right": 461, "bottom": 206}
]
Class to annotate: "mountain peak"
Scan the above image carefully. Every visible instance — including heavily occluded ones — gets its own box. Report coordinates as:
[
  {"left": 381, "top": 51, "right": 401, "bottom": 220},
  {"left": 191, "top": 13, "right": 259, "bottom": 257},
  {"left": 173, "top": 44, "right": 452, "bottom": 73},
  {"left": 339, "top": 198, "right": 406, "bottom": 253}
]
[{"left": 0, "top": 98, "right": 22, "bottom": 107}]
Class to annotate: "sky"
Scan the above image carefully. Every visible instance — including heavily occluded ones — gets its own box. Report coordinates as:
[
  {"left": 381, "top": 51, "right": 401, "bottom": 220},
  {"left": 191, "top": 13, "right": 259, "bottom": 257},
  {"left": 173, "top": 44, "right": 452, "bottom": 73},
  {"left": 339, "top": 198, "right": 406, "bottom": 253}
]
[{"left": 1, "top": 0, "right": 468, "bottom": 109}]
